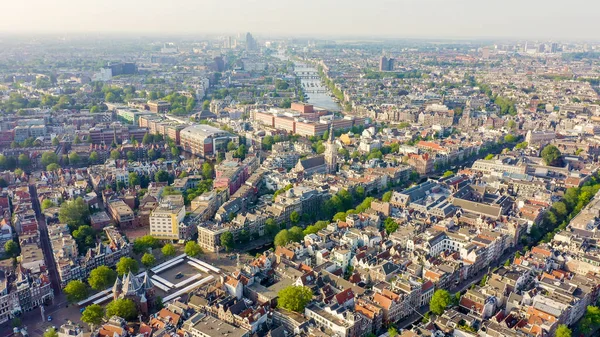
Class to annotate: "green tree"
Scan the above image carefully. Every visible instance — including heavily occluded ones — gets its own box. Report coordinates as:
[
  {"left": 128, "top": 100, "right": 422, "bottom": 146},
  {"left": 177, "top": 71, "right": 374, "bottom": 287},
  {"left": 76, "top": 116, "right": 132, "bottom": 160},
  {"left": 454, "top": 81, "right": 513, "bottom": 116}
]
[
  {"left": 555, "top": 324, "right": 571, "bottom": 337},
  {"left": 58, "top": 197, "right": 89, "bottom": 226},
  {"left": 274, "top": 230, "right": 291, "bottom": 247},
  {"left": 133, "top": 235, "right": 160, "bottom": 254},
  {"left": 47, "top": 163, "right": 60, "bottom": 172},
  {"left": 185, "top": 241, "right": 202, "bottom": 257},
  {"left": 81, "top": 304, "right": 104, "bottom": 329},
  {"left": 442, "top": 170, "right": 454, "bottom": 178},
  {"left": 484, "top": 154, "right": 494, "bottom": 160},
  {"left": 388, "top": 327, "right": 398, "bottom": 337},
  {"left": 41, "top": 151, "right": 59, "bottom": 166},
  {"left": 127, "top": 151, "right": 136, "bottom": 161},
  {"left": 52, "top": 137, "right": 60, "bottom": 146},
  {"left": 69, "top": 152, "right": 80, "bottom": 165},
  {"left": 142, "top": 133, "right": 153, "bottom": 145},
  {"left": 429, "top": 289, "right": 451, "bottom": 315},
  {"left": 44, "top": 328, "right": 58, "bottom": 337},
  {"left": 128, "top": 172, "right": 140, "bottom": 187},
  {"left": 116, "top": 257, "right": 139, "bottom": 276},
  {"left": 220, "top": 232, "right": 234, "bottom": 252},
  {"left": 275, "top": 79, "right": 289, "bottom": 90},
  {"left": 541, "top": 144, "right": 562, "bottom": 166},
  {"left": 110, "top": 150, "right": 121, "bottom": 160},
  {"left": 579, "top": 305, "right": 600, "bottom": 334},
  {"left": 155, "top": 170, "right": 169, "bottom": 182},
  {"left": 41, "top": 199, "right": 55, "bottom": 211},
  {"left": 382, "top": 191, "right": 393, "bottom": 202},
  {"left": 90, "top": 106, "right": 100, "bottom": 113},
  {"left": 88, "top": 266, "right": 117, "bottom": 290},
  {"left": 141, "top": 253, "right": 156, "bottom": 267},
  {"left": 227, "top": 141, "right": 237, "bottom": 152},
  {"left": 202, "top": 162, "right": 214, "bottom": 179},
  {"left": 4, "top": 240, "right": 18, "bottom": 257},
  {"left": 161, "top": 243, "right": 176, "bottom": 257},
  {"left": 277, "top": 285, "right": 313, "bottom": 312},
  {"left": 290, "top": 211, "right": 300, "bottom": 225},
  {"left": 265, "top": 218, "right": 279, "bottom": 238},
  {"left": 89, "top": 151, "right": 99, "bottom": 164},
  {"left": 64, "top": 280, "right": 89, "bottom": 303},
  {"left": 105, "top": 92, "right": 116, "bottom": 103},
  {"left": 384, "top": 217, "right": 399, "bottom": 235},
  {"left": 515, "top": 141, "right": 528, "bottom": 150},
  {"left": 106, "top": 298, "right": 137, "bottom": 320},
  {"left": 504, "top": 134, "right": 518, "bottom": 143},
  {"left": 73, "top": 135, "right": 82, "bottom": 144},
  {"left": 289, "top": 226, "right": 304, "bottom": 242},
  {"left": 17, "top": 154, "right": 30, "bottom": 169},
  {"left": 262, "top": 135, "right": 274, "bottom": 150},
  {"left": 552, "top": 201, "right": 568, "bottom": 217}
]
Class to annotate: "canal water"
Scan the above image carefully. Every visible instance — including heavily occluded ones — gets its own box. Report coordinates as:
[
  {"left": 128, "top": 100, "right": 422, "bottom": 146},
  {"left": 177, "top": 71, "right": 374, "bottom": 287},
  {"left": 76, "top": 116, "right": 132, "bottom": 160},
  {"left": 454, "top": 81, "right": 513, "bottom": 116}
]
[
  {"left": 294, "top": 63, "right": 341, "bottom": 112},
  {"left": 276, "top": 50, "right": 341, "bottom": 112}
]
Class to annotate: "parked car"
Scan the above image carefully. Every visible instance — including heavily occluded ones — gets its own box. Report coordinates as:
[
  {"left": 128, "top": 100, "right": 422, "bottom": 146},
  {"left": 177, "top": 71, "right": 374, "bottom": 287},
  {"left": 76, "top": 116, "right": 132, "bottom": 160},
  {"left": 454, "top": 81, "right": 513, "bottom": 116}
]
[{"left": 47, "top": 315, "right": 52, "bottom": 322}]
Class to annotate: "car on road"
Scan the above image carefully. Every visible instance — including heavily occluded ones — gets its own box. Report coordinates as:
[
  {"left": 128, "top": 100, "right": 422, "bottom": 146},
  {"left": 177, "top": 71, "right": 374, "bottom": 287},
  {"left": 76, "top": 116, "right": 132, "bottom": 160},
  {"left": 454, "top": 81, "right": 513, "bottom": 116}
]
[
  {"left": 80, "top": 307, "right": 86, "bottom": 313},
  {"left": 47, "top": 315, "right": 52, "bottom": 322},
  {"left": 175, "top": 272, "right": 184, "bottom": 279}
]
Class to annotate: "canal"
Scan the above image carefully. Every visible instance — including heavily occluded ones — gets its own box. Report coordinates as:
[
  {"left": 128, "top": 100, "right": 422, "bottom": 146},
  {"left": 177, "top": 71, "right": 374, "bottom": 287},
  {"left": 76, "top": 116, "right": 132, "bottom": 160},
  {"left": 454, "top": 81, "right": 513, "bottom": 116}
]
[
  {"left": 294, "top": 62, "right": 341, "bottom": 112},
  {"left": 276, "top": 50, "right": 341, "bottom": 112}
]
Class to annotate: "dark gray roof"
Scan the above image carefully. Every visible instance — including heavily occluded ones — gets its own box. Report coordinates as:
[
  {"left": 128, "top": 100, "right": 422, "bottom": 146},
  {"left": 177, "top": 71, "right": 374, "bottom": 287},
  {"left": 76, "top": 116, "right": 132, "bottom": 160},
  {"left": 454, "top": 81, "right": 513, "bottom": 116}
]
[{"left": 299, "top": 156, "right": 325, "bottom": 170}]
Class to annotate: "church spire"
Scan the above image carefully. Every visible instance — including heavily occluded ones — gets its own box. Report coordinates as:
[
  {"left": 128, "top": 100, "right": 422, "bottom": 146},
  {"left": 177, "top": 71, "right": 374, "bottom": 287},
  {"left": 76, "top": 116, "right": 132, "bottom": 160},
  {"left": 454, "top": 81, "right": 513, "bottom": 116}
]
[{"left": 324, "top": 123, "right": 337, "bottom": 174}]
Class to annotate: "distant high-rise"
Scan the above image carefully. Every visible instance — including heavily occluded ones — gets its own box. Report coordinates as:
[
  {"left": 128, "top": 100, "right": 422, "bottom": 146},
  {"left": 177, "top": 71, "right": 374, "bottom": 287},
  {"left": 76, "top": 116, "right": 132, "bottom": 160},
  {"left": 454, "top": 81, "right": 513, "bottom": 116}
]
[
  {"left": 537, "top": 44, "right": 546, "bottom": 53},
  {"left": 379, "top": 56, "right": 388, "bottom": 71},
  {"left": 379, "top": 56, "right": 394, "bottom": 71},
  {"left": 245, "top": 32, "right": 257, "bottom": 51},
  {"left": 107, "top": 62, "right": 137, "bottom": 76},
  {"left": 551, "top": 42, "right": 559, "bottom": 53},
  {"left": 482, "top": 47, "right": 490, "bottom": 59}
]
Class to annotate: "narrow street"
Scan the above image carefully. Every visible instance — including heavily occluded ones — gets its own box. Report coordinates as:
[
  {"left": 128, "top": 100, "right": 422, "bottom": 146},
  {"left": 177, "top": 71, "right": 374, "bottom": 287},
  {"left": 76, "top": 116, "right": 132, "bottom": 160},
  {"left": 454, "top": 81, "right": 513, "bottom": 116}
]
[{"left": 29, "top": 184, "right": 61, "bottom": 295}]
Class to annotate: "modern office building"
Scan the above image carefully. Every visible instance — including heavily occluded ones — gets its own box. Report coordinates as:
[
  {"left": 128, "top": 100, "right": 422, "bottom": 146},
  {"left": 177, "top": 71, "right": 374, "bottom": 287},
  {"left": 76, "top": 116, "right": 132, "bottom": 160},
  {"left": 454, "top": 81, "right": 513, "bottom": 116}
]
[
  {"left": 379, "top": 56, "right": 394, "bottom": 71},
  {"left": 180, "top": 124, "right": 237, "bottom": 156},
  {"left": 149, "top": 195, "right": 186, "bottom": 240}
]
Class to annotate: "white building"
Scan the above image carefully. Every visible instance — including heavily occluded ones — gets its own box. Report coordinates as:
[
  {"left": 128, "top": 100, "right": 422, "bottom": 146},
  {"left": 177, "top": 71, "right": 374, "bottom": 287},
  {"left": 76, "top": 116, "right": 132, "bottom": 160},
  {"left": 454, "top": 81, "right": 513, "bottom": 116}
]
[{"left": 149, "top": 195, "right": 186, "bottom": 240}]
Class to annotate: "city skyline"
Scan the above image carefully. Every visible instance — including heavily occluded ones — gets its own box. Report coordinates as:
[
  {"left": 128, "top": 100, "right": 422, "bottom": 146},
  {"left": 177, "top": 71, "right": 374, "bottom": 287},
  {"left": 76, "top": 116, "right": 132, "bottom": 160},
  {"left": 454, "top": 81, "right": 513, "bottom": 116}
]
[{"left": 0, "top": 0, "right": 598, "bottom": 40}]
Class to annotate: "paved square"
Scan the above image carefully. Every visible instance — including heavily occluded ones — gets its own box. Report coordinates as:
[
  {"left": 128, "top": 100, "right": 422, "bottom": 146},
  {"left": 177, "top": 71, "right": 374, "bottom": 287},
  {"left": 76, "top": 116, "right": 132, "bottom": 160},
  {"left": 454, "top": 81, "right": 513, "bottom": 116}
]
[{"left": 156, "top": 261, "right": 203, "bottom": 284}]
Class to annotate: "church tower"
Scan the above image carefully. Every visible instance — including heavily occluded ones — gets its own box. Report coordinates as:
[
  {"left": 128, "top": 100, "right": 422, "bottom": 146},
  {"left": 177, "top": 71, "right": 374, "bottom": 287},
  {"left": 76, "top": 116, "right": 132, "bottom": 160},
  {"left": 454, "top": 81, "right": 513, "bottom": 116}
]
[{"left": 324, "top": 124, "right": 337, "bottom": 174}]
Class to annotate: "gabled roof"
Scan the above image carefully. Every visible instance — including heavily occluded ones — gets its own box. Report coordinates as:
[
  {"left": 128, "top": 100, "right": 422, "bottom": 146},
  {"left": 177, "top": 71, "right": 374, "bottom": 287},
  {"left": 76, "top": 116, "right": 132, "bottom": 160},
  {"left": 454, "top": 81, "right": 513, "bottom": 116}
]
[{"left": 335, "top": 288, "right": 354, "bottom": 305}]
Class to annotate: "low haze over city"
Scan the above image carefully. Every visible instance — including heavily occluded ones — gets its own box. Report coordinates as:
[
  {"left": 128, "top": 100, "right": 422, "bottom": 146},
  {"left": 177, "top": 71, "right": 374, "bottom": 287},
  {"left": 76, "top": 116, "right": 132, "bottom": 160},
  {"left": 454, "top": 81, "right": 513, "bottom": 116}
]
[{"left": 0, "top": 3, "right": 599, "bottom": 337}]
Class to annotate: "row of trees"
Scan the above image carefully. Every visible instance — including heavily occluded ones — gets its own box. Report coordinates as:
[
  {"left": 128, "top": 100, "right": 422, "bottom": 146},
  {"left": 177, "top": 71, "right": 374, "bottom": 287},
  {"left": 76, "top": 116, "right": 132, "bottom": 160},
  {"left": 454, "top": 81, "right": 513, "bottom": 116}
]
[
  {"left": 78, "top": 298, "right": 146, "bottom": 331},
  {"left": 528, "top": 174, "right": 600, "bottom": 246},
  {"left": 66, "top": 240, "right": 197, "bottom": 304}
]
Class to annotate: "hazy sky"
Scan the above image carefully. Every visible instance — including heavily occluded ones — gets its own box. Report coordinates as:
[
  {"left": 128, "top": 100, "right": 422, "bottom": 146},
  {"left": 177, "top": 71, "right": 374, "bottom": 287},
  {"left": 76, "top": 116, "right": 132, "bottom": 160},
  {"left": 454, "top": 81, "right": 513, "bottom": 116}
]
[{"left": 1, "top": 0, "right": 598, "bottom": 40}]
